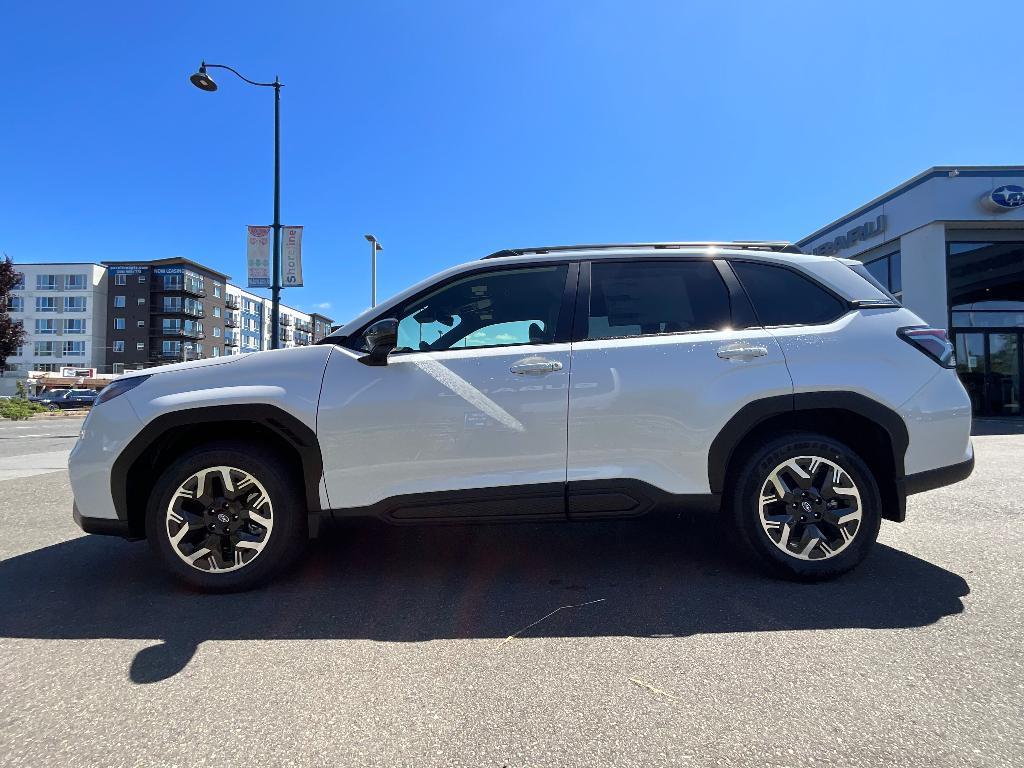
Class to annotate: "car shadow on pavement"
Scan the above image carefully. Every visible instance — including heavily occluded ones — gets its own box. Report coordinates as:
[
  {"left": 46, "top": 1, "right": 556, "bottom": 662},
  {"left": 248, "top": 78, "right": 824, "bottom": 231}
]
[{"left": 0, "top": 515, "right": 969, "bottom": 684}]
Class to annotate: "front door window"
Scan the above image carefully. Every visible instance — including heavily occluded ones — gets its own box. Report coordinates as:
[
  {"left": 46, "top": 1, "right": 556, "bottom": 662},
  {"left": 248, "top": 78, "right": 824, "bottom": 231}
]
[{"left": 393, "top": 265, "right": 569, "bottom": 353}]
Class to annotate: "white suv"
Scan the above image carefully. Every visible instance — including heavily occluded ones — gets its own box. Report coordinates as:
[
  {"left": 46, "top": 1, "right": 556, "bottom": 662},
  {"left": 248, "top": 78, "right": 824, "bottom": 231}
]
[{"left": 70, "top": 242, "right": 974, "bottom": 591}]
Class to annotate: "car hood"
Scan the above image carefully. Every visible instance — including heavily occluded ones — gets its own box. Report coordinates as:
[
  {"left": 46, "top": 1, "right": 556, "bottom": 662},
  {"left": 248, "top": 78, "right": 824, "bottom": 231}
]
[{"left": 120, "top": 353, "right": 247, "bottom": 379}]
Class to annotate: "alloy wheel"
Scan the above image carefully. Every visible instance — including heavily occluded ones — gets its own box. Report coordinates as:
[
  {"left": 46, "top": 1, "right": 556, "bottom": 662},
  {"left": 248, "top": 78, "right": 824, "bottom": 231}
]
[
  {"left": 164, "top": 466, "right": 274, "bottom": 573},
  {"left": 757, "top": 455, "right": 862, "bottom": 561}
]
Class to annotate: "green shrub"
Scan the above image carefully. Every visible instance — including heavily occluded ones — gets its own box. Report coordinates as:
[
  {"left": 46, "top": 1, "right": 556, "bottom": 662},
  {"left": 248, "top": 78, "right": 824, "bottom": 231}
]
[{"left": 0, "top": 398, "right": 46, "bottom": 420}]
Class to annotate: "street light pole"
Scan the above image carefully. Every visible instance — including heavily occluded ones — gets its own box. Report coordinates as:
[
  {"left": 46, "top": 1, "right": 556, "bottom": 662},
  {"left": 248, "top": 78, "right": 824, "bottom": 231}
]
[
  {"left": 364, "top": 234, "right": 382, "bottom": 307},
  {"left": 190, "top": 61, "right": 284, "bottom": 349},
  {"left": 271, "top": 77, "right": 281, "bottom": 350}
]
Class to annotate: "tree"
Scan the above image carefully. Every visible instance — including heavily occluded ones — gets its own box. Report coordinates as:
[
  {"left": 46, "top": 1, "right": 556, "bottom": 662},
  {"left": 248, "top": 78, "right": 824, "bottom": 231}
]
[{"left": 0, "top": 255, "right": 26, "bottom": 377}]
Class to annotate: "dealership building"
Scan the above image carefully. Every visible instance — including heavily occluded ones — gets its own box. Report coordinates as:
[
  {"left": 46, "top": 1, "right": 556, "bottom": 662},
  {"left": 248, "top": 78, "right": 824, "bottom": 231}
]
[{"left": 799, "top": 166, "right": 1024, "bottom": 419}]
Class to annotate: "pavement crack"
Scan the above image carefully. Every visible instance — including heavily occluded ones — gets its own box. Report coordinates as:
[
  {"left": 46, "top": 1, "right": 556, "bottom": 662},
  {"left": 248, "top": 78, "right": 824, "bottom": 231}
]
[
  {"left": 629, "top": 678, "right": 680, "bottom": 703},
  {"left": 495, "top": 598, "right": 606, "bottom": 650}
]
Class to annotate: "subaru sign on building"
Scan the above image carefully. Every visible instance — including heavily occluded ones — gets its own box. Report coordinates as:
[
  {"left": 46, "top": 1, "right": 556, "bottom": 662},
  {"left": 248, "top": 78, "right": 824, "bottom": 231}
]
[{"left": 799, "top": 166, "right": 1024, "bottom": 420}]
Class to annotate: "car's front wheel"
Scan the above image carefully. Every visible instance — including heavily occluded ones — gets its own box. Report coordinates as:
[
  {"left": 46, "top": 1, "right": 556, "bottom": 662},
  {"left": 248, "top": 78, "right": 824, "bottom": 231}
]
[
  {"left": 145, "top": 441, "right": 307, "bottom": 591},
  {"left": 727, "top": 432, "right": 882, "bottom": 580}
]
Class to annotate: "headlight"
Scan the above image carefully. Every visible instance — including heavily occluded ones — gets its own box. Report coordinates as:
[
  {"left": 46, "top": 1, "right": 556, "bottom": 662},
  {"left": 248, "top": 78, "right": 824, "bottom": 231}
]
[{"left": 96, "top": 375, "right": 151, "bottom": 405}]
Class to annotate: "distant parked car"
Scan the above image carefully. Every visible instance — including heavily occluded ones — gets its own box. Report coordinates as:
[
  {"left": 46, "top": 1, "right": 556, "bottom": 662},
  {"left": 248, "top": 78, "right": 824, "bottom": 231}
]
[{"left": 33, "top": 389, "right": 98, "bottom": 411}]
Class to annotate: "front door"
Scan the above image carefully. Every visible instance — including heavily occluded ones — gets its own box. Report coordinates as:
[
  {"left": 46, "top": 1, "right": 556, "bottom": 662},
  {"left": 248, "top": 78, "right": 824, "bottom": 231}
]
[
  {"left": 955, "top": 330, "right": 1022, "bottom": 417},
  {"left": 318, "top": 263, "right": 577, "bottom": 520}
]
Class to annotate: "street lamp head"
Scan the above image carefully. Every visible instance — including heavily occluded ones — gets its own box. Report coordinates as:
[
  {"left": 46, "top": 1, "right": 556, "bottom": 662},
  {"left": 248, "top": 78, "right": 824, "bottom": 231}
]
[
  {"left": 364, "top": 234, "right": 376, "bottom": 243},
  {"left": 189, "top": 63, "right": 218, "bottom": 92}
]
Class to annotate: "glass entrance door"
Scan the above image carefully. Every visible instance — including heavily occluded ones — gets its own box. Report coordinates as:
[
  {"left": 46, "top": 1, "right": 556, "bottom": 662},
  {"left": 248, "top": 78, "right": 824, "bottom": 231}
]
[
  {"left": 988, "top": 333, "right": 1021, "bottom": 417},
  {"left": 954, "top": 331, "right": 1022, "bottom": 417}
]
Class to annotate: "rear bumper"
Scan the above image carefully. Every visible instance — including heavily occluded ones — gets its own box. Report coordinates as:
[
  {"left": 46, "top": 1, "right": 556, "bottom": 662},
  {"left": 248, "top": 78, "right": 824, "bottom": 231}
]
[
  {"left": 904, "top": 454, "right": 975, "bottom": 496},
  {"left": 73, "top": 503, "right": 139, "bottom": 540}
]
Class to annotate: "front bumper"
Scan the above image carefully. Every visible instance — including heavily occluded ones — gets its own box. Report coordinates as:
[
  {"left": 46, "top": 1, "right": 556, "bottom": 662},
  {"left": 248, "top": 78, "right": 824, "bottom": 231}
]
[{"left": 73, "top": 502, "right": 139, "bottom": 539}]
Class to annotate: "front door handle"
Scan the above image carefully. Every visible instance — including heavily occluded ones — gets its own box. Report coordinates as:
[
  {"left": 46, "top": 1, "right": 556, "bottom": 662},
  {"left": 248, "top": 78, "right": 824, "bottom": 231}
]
[
  {"left": 716, "top": 344, "right": 769, "bottom": 361},
  {"left": 510, "top": 360, "right": 563, "bottom": 375}
]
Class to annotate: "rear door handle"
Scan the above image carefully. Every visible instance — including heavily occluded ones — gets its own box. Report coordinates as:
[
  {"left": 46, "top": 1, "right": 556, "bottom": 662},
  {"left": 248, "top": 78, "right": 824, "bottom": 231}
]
[
  {"left": 716, "top": 344, "right": 769, "bottom": 361},
  {"left": 510, "top": 360, "right": 563, "bottom": 375}
]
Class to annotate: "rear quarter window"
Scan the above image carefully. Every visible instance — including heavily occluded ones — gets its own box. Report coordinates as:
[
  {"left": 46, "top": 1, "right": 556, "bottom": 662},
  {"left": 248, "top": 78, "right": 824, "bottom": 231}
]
[{"left": 731, "top": 261, "right": 847, "bottom": 326}]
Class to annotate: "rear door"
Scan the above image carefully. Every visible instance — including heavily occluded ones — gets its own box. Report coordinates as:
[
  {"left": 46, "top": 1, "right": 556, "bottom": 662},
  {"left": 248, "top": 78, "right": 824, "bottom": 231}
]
[{"left": 566, "top": 258, "right": 792, "bottom": 515}]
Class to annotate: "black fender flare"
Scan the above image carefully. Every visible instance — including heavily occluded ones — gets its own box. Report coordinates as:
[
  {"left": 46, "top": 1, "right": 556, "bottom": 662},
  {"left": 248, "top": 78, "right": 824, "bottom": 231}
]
[
  {"left": 111, "top": 404, "right": 323, "bottom": 522},
  {"left": 707, "top": 392, "right": 909, "bottom": 494}
]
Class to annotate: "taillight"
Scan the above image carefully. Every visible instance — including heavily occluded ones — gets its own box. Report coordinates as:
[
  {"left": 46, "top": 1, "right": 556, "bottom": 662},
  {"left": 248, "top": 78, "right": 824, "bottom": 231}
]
[{"left": 898, "top": 327, "right": 956, "bottom": 368}]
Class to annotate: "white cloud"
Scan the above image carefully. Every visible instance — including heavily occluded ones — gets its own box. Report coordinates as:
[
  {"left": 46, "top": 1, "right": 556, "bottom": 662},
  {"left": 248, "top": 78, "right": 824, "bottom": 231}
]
[{"left": 312, "top": 302, "right": 332, "bottom": 310}]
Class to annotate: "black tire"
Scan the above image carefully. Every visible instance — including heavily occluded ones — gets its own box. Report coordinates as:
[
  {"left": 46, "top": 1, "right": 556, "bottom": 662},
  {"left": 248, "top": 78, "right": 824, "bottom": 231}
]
[
  {"left": 145, "top": 440, "right": 307, "bottom": 592},
  {"left": 47, "top": 404, "right": 59, "bottom": 412},
  {"left": 726, "top": 432, "right": 882, "bottom": 581}
]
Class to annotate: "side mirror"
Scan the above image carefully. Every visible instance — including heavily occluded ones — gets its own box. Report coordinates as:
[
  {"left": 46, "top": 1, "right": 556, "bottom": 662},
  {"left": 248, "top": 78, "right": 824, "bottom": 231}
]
[{"left": 359, "top": 318, "right": 398, "bottom": 366}]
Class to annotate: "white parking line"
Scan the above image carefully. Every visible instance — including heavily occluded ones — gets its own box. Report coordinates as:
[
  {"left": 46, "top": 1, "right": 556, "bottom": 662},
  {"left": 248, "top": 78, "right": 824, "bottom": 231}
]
[{"left": 0, "top": 450, "right": 72, "bottom": 481}]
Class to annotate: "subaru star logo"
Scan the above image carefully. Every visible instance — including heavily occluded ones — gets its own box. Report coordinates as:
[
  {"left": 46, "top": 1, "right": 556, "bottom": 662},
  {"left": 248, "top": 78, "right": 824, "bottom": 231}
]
[{"left": 985, "top": 184, "right": 1024, "bottom": 210}]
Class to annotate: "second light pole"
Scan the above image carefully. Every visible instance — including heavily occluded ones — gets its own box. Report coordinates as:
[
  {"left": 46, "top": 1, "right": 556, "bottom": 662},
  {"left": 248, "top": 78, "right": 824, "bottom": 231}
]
[{"left": 365, "top": 234, "right": 383, "bottom": 307}]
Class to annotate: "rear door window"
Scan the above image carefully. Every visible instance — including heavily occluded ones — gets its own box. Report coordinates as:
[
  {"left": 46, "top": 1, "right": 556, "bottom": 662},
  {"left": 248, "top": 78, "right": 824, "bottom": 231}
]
[
  {"left": 586, "top": 260, "right": 731, "bottom": 339},
  {"left": 731, "top": 262, "right": 847, "bottom": 326}
]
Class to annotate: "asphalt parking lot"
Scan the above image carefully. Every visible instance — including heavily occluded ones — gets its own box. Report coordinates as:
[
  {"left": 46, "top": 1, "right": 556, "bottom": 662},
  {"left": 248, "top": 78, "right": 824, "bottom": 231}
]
[{"left": 0, "top": 416, "right": 1022, "bottom": 767}]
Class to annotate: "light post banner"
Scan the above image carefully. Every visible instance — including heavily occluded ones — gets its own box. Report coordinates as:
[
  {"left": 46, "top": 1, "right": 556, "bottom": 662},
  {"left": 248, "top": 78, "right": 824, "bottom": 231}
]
[
  {"left": 282, "top": 226, "right": 304, "bottom": 286},
  {"left": 246, "top": 226, "right": 271, "bottom": 288}
]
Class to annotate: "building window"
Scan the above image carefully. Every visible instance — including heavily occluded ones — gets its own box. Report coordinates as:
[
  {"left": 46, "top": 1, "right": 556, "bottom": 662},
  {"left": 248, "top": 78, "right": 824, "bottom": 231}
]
[
  {"left": 214, "top": 306, "right": 221, "bottom": 318},
  {"left": 36, "top": 274, "right": 57, "bottom": 290},
  {"left": 137, "top": 342, "right": 145, "bottom": 350},
  {"left": 64, "top": 296, "right": 87, "bottom": 312},
  {"left": 35, "top": 297, "right": 57, "bottom": 312},
  {"left": 63, "top": 319, "right": 86, "bottom": 334},
  {"left": 113, "top": 341, "right": 125, "bottom": 353},
  {"left": 163, "top": 340, "right": 181, "bottom": 355},
  {"left": 7, "top": 296, "right": 24, "bottom": 312},
  {"left": 863, "top": 251, "right": 902, "bottom": 297},
  {"left": 114, "top": 295, "right": 126, "bottom": 308},
  {"left": 213, "top": 284, "right": 222, "bottom": 298},
  {"left": 115, "top": 273, "right": 127, "bottom": 286},
  {"left": 137, "top": 320, "right": 145, "bottom": 328},
  {"left": 163, "top": 296, "right": 182, "bottom": 312},
  {"left": 13, "top": 272, "right": 25, "bottom": 289},
  {"left": 63, "top": 341, "right": 86, "bottom": 357},
  {"left": 36, "top": 363, "right": 59, "bottom": 373},
  {"left": 138, "top": 274, "right": 146, "bottom": 283},
  {"left": 163, "top": 318, "right": 182, "bottom": 332},
  {"left": 138, "top": 297, "right": 146, "bottom": 306},
  {"left": 214, "top": 327, "right": 221, "bottom": 337},
  {"left": 34, "top": 341, "right": 55, "bottom": 357},
  {"left": 114, "top": 318, "right": 125, "bottom": 330},
  {"left": 161, "top": 273, "right": 184, "bottom": 290},
  {"left": 35, "top": 319, "right": 57, "bottom": 334},
  {"left": 65, "top": 274, "right": 87, "bottom": 290}
]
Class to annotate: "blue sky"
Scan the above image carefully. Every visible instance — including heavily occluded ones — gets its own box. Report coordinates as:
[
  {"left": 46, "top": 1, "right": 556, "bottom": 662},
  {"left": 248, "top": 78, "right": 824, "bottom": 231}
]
[{"left": 2, "top": 1, "right": 1021, "bottom": 323}]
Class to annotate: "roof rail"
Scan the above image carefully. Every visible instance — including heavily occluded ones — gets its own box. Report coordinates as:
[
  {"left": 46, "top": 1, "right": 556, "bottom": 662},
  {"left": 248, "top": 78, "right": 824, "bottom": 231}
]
[{"left": 482, "top": 241, "right": 804, "bottom": 259}]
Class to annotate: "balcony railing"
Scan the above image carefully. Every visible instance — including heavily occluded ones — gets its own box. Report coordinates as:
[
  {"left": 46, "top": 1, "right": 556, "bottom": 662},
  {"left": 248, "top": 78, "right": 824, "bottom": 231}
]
[
  {"left": 280, "top": 316, "right": 293, "bottom": 326},
  {"left": 162, "top": 306, "right": 205, "bottom": 318},
  {"left": 224, "top": 314, "right": 239, "bottom": 328},
  {"left": 156, "top": 328, "right": 205, "bottom": 340},
  {"left": 225, "top": 338, "right": 240, "bottom": 347}
]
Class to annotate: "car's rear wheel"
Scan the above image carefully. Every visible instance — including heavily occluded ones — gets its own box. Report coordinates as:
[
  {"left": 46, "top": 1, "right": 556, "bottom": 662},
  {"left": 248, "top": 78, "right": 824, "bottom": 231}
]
[
  {"left": 727, "top": 432, "right": 882, "bottom": 580},
  {"left": 145, "top": 441, "right": 307, "bottom": 592}
]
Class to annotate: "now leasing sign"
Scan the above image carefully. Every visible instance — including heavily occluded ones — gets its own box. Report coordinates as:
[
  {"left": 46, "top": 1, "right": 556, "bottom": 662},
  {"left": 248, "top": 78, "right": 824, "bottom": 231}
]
[
  {"left": 282, "top": 226, "right": 304, "bottom": 286},
  {"left": 246, "top": 226, "right": 271, "bottom": 288}
]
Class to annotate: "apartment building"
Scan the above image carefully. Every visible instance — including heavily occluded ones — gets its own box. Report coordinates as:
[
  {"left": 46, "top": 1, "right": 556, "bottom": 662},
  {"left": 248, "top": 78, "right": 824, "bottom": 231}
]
[
  {"left": 224, "top": 284, "right": 333, "bottom": 353},
  {"left": 5, "top": 258, "right": 333, "bottom": 377},
  {"left": 103, "top": 259, "right": 231, "bottom": 373},
  {"left": 4, "top": 263, "right": 108, "bottom": 373}
]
